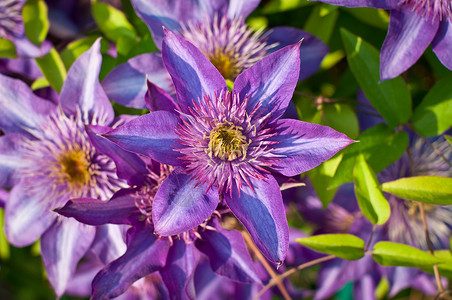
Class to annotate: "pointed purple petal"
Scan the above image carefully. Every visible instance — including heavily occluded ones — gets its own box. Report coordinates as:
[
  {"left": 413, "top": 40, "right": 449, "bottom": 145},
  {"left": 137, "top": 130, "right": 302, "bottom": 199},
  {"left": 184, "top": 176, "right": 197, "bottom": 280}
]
[
  {"left": 160, "top": 239, "right": 199, "bottom": 299},
  {"left": 86, "top": 125, "right": 148, "bottom": 186},
  {"left": 145, "top": 78, "right": 179, "bottom": 113},
  {"left": 233, "top": 42, "right": 300, "bottom": 122},
  {"left": 270, "top": 119, "right": 354, "bottom": 176},
  {"left": 103, "top": 111, "right": 182, "bottom": 166},
  {"left": 1, "top": 58, "right": 42, "bottom": 80},
  {"left": 14, "top": 38, "right": 52, "bottom": 58},
  {"left": 308, "top": 0, "right": 399, "bottom": 8},
  {"left": 0, "top": 73, "right": 56, "bottom": 136},
  {"left": 152, "top": 169, "right": 219, "bottom": 236},
  {"left": 265, "top": 27, "right": 329, "bottom": 80},
  {"left": 65, "top": 258, "right": 103, "bottom": 297},
  {"left": 380, "top": 9, "right": 439, "bottom": 80},
  {"left": 432, "top": 21, "right": 452, "bottom": 70},
  {"left": 5, "top": 181, "right": 56, "bottom": 246},
  {"left": 102, "top": 53, "right": 174, "bottom": 109},
  {"left": 196, "top": 223, "right": 262, "bottom": 284},
  {"left": 56, "top": 189, "right": 141, "bottom": 226},
  {"left": 41, "top": 217, "right": 96, "bottom": 297},
  {"left": 90, "top": 224, "right": 127, "bottom": 265},
  {"left": 60, "top": 38, "right": 114, "bottom": 124},
  {"left": 227, "top": 0, "right": 260, "bottom": 18},
  {"left": 0, "top": 134, "right": 26, "bottom": 187},
  {"left": 224, "top": 175, "right": 289, "bottom": 263},
  {"left": 91, "top": 225, "right": 170, "bottom": 300},
  {"left": 161, "top": 29, "right": 227, "bottom": 112},
  {"left": 354, "top": 274, "right": 378, "bottom": 300}
]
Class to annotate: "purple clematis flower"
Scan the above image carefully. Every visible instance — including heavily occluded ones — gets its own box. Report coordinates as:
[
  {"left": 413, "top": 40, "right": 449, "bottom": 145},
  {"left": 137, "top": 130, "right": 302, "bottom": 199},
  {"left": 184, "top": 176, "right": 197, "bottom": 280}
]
[
  {"left": 0, "top": 39, "right": 129, "bottom": 297},
  {"left": 102, "top": 0, "right": 329, "bottom": 109},
  {"left": 311, "top": 0, "right": 452, "bottom": 80},
  {"left": 0, "top": 0, "right": 51, "bottom": 57},
  {"left": 100, "top": 29, "right": 353, "bottom": 265}
]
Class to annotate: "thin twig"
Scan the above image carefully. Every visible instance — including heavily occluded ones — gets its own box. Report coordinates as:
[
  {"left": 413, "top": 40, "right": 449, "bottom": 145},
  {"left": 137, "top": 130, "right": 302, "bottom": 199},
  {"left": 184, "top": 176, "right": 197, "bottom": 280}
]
[
  {"left": 242, "top": 231, "right": 292, "bottom": 300},
  {"left": 364, "top": 224, "right": 377, "bottom": 252},
  {"left": 254, "top": 255, "right": 336, "bottom": 299}
]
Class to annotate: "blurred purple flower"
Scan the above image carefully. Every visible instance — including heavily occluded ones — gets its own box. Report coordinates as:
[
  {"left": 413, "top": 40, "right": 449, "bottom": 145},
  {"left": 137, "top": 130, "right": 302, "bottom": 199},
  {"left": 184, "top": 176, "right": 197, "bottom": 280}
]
[
  {"left": 102, "top": 0, "right": 329, "bottom": 109},
  {"left": 0, "top": 0, "right": 51, "bottom": 57},
  {"left": 100, "top": 29, "right": 353, "bottom": 265},
  {"left": 311, "top": 0, "right": 452, "bottom": 80},
  {"left": 0, "top": 39, "right": 128, "bottom": 297}
]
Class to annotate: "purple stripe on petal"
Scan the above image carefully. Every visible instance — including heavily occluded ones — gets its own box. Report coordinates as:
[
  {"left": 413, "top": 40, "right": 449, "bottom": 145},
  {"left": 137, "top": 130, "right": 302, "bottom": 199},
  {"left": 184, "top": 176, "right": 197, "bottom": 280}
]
[
  {"left": 90, "top": 224, "right": 127, "bottom": 265},
  {"left": 0, "top": 134, "right": 25, "bottom": 188},
  {"left": 160, "top": 239, "right": 199, "bottom": 299},
  {"left": 5, "top": 180, "right": 56, "bottom": 247},
  {"left": 161, "top": 29, "right": 227, "bottom": 112},
  {"left": 432, "top": 21, "right": 452, "bottom": 70},
  {"left": 380, "top": 9, "right": 439, "bottom": 80},
  {"left": 227, "top": 0, "right": 260, "bottom": 19},
  {"left": 308, "top": 0, "right": 399, "bottom": 8},
  {"left": 196, "top": 223, "right": 262, "bottom": 284},
  {"left": 233, "top": 42, "right": 300, "bottom": 122},
  {"left": 91, "top": 225, "right": 170, "bottom": 300},
  {"left": 152, "top": 169, "right": 219, "bottom": 236},
  {"left": 56, "top": 189, "right": 141, "bottom": 226},
  {"left": 224, "top": 175, "right": 289, "bottom": 264},
  {"left": 102, "top": 53, "right": 174, "bottom": 109},
  {"left": 103, "top": 111, "right": 183, "bottom": 166},
  {"left": 145, "top": 78, "right": 179, "bottom": 113},
  {"left": 354, "top": 274, "right": 378, "bottom": 300},
  {"left": 86, "top": 125, "right": 148, "bottom": 186},
  {"left": 265, "top": 27, "right": 329, "bottom": 81},
  {"left": 41, "top": 217, "right": 96, "bottom": 297},
  {"left": 0, "top": 73, "right": 56, "bottom": 136},
  {"left": 270, "top": 119, "right": 354, "bottom": 177},
  {"left": 60, "top": 38, "right": 114, "bottom": 124}
]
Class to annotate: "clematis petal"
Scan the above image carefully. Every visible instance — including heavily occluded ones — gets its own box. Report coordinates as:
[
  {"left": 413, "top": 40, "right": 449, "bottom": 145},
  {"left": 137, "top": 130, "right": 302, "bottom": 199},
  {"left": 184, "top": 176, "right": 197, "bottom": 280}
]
[
  {"left": 60, "top": 38, "right": 114, "bottom": 124},
  {"left": 196, "top": 222, "right": 262, "bottom": 284},
  {"left": 102, "top": 53, "right": 174, "bottom": 109},
  {"left": 160, "top": 239, "right": 199, "bottom": 299},
  {"left": 90, "top": 224, "right": 127, "bottom": 265},
  {"left": 13, "top": 37, "right": 52, "bottom": 58},
  {"left": 270, "top": 119, "right": 354, "bottom": 177},
  {"left": 86, "top": 125, "right": 149, "bottom": 186},
  {"left": 227, "top": 0, "right": 260, "bottom": 18},
  {"left": 224, "top": 175, "right": 289, "bottom": 264},
  {"left": 41, "top": 217, "right": 96, "bottom": 297},
  {"left": 0, "top": 134, "right": 25, "bottom": 188},
  {"left": 145, "top": 78, "right": 179, "bottom": 113},
  {"left": 432, "top": 21, "right": 452, "bottom": 70},
  {"left": 56, "top": 189, "right": 141, "bottom": 226},
  {"left": 265, "top": 27, "right": 329, "bottom": 80},
  {"left": 161, "top": 29, "right": 227, "bottom": 112},
  {"left": 380, "top": 9, "right": 439, "bottom": 80},
  {"left": 131, "top": 0, "right": 228, "bottom": 47},
  {"left": 308, "top": 0, "right": 399, "bottom": 8},
  {"left": 5, "top": 181, "right": 56, "bottom": 247},
  {"left": 103, "top": 110, "right": 183, "bottom": 166},
  {"left": 91, "top": 224, "right": 170, "bottom": 300},
  {"left": 0, "top": 73, "right": 56, "bottom": 136},
  {"left": 233, "top": 42, "right": 300, "bottom": 122},
  {"left": 152, "top": 169, "right": 219, "bottom": 236}
]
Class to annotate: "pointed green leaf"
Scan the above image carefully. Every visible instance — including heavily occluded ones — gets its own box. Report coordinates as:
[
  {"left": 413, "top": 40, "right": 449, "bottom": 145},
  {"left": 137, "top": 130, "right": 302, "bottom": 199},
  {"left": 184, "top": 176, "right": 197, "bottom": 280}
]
[
  {"left": 35, "top": 47, "right": 67, "bottom": 93},
  {"left": 381, "top": 176, "right": 452, "bottom": 205},
  {"left": 91, "top": 1, "right": 137, "bottom": 43},
  {"left": 322, "top": 103, "right": 359, "bottom": 139},
  {"left": 412, "top": 78, "right": 452, "bottom": 137},
  {"left": 262, "top": 0, "right": 311, "bottom": 14},
  {"left": 420, "top": 250, "right": 452, "bottom": 279},
  {"left": 0, "top": 38, "right": 17, "bottom": 58},
  {"left": 304, "top": 4, "right": 339, "bottom": 43},
  {"left": 345, "top": 7, "right": 389, "bottom": 30},
  {"left": 354, "top": 154, "right": 390, "bottom": 225},
  {"left": 297, "top": 234, "right": 365, "bottom": 260},
  {"left": 340, "top": 28, "right": 411, "bottom": 128},
  {"left": 372, "top": 241, "right": 442, "bottom": 267},
  {"left": 23, "top": 0, "right": 49, "bottom": 45}
]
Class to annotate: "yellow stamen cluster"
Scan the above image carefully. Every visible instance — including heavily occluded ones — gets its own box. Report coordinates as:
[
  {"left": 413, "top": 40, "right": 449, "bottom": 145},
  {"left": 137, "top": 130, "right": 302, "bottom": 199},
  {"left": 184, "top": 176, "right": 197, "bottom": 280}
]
[
  {"left": 208, "top": 50, "right": 239, "bottom": 81},
  {"left": 58, "top": 150, "right": 90, "bottom": 188},
  {"left": 206, "top": 121, "right": 249, "bottom": 161}
]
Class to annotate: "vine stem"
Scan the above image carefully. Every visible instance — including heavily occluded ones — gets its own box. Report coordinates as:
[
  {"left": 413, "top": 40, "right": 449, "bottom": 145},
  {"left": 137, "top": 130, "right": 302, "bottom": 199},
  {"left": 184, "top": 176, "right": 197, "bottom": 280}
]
[
  {"left": 419, "top": 202, "right": 444, "bottom": 294},
  {"left": 241, "top": 231, "right": 292, "bottom": 300},
  {"left": 253, "top": 255, "right": 337, "bottom": 300}
]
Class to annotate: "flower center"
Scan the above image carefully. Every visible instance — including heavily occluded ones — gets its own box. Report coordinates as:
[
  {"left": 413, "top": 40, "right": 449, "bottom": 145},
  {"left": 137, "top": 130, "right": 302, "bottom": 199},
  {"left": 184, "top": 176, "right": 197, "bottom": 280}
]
[
  {"left": 207, "top": 121, "right": 249, "bottom": 161},
  {"left": 58, "top": 150, "right": 90, "bottom": 186},
  {"left": 400, "top": 0, "right": 452, "bottom": 21},
  {"left": 208, "top": 50, "right": 239, "bottom": 81}
]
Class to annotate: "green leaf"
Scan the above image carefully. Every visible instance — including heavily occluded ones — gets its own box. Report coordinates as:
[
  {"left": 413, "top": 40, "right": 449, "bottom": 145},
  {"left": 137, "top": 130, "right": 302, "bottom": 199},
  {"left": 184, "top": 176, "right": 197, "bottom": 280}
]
[
  {"left": 353, "top": 154, "right": 390, "bottom": 225},
  {"left": 445, "top": 135, "right": 452, "bottom": 146},
  {"left": 30, "top": 77, "right": 49, "bottom": 90},
  {"left": 372, "top": 241, "right": 442, "bottom": 267},
  {"left": 0, "top": 210, "right": 10, "bottom": 259},
  {"left": 330, "top": 124, "right": 409, "bottom": 188},
  {"left": 344, "top": 7, "right": 389, "bottom": 30},
  {"left": 297, "top": 234, "right": 365, "bottom": 260},
  {"left": 340, "top": 28, "right": 411, "bottom": 128},
  {"left": 420, "top": 250, "right": 452, "bottom": 279},
  {"left": 91, "top": 1, "right": 137, "bottom": 43},
  {"left": 246, "top": 16, "right": 268, "bottom": 31},
  {"left": 60, "top": 36, "right": 98, "bottom": 70},
  {"left": 262, "top": 0, "right": 311, "bottom": 14},
  {"left": 23, "top": 0, "right": 49, "bottom": 45},
  {"left": 308, "top": 152, "right": 342, "bottom": 207},
  {"left": 322, "top": 103, "right": 359, "bottom": 139},
  {"left": 304, "top": 4, "right": 338, "bottom": 43},
  {"left": 381, "top": 176, "right": 452, "bottom": 205},
  {"left": 35, "top": 48, "right": 67, "bottom": 93},
  {"left": 412, "top": 78, "right": 452, "bottom": 137},
  {"left": 0, "top": 38, "right": 17, "bottom": 58}
]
